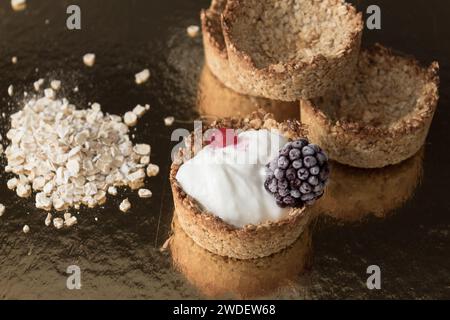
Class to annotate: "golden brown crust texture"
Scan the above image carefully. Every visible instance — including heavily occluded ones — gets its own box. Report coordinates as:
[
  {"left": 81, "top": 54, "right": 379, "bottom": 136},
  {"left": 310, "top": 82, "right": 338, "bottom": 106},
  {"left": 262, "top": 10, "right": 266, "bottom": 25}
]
[
  {"left": 220, "top": 0, "right": 363, "bottom": 101},
  {"left": 301, "top": 44, "right": 439, "bottom": 168}
]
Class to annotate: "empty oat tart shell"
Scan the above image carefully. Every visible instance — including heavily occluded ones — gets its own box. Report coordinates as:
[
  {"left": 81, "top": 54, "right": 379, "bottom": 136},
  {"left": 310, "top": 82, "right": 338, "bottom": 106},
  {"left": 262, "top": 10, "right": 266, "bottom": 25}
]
[
  {"left": 301, "top": 44, "right": 440, "bottom": 168},
  {"left": 201, "top": 0, "right": 246, "bottom": 93},
  {"left": 220, "top": 0, "right": 363, "bottom": 101},
  {"left": 170, "top": 111, "right": 315, "bottom": 260}
]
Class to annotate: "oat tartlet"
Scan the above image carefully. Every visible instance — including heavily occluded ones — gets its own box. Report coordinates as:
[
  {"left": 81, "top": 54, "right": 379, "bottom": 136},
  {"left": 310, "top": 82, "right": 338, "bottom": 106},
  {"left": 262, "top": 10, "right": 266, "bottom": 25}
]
[
  {"left": 301, "top": 45, "right": 440, "bottom": 168},
  {"left": 197, "top": 64, "right": 299, "bottom": 122},
  {"left": 201, "top": 0, "right": 245, "bottom": 93},
  {"left": 220, "top": 0, "right": 363, "bottom": 101},
  {"left": 170, "top": 111, "right": 316, "bottom": 259},
  {"left": 169, "top": 215, "right": 312, "bottom": 298}
]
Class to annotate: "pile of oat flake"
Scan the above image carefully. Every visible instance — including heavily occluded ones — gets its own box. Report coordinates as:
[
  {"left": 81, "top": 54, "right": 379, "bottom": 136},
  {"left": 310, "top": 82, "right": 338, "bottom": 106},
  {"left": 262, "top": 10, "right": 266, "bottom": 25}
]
[{"left": 2, "top": 82, "right": 159, "bottom": 230}]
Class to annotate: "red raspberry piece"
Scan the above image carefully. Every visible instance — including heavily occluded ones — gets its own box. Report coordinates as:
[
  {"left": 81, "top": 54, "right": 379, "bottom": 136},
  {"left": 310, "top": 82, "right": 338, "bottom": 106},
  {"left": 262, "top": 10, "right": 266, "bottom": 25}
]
[{"left": 209, "top": 128, "right": 238, "bottom": 148}]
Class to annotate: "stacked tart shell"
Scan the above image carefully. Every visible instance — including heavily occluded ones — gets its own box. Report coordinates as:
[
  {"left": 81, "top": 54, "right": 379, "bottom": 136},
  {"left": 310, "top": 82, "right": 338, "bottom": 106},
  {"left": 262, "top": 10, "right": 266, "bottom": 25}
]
[{"left": 202, "top": 0, "right": 363, "bottom": 101}]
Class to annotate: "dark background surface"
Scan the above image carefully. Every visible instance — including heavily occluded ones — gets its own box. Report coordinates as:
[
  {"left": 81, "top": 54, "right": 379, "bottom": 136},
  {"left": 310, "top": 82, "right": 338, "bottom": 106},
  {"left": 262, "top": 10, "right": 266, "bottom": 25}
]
[{"left": 0, "top": 0, "right": 448, "bottom": 299}]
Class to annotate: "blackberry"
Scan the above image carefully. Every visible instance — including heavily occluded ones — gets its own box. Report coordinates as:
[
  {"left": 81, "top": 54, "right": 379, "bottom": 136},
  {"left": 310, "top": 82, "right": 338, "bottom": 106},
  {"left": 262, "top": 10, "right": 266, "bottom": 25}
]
[{"left": 264, "top": 139, "right": 330, "bottom": 208}]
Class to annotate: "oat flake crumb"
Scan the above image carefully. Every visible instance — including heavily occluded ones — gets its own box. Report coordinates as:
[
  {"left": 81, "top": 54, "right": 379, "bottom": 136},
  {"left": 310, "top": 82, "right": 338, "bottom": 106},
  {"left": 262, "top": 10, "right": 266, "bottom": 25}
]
[
  {"left": 44, "top": 88, "right": 55, "bottom": 99},
  {"left": 124, "top": 111, "right": 138, "bottom": 127},
  {"left": 7, "top": 85, "right": 14, "bottom": 97},
  {"left": 34, "top": 78, "right": 44, "bottom": 91},
  {"left": 83, "top": 53, "right": 96, "bottom": 67},
  {"left": 11, "top": 0, "right": 26, "bottom": 11},
  {"left": 65, "top": 215, "right": 78, "bottom": 227},
  {"left": 164, "top": 116, "right": 175, "bottom": 126},
  {"left": 0, "top": 204, "right": 5, "bottom": 217},
  {"left": 108, "top": 186, "right": 118, "bottom": 196},
  {"left": 138, "top": 189, "right": 152, "bottom": 198},
  {"left": 119, "top": 198, "right": 131, "bottom": 213},
  {"left": 45, "top": 213, "right": 52, "bottom": 226},
  {"left": 7, "top": 178, "right": 18, "bottom": 190},
  {"left": 135, "top": 69, "right": 150, "bottom": 85},
  {"left": 146, "top": 164, "right": 160, "bottom": 177},
  {"left": 50, "top": 80, "right": 61, "bottom": 91},
  {"left": 23, "top": 224, "right": 30, "bottom": 233},
  {"left": 187, "top": 25, "right": 200, "bottom": 38},
  {"left": 53, "top": 218, "right": 64, "bottom": 230},
  {"left": 133, "top": 104, "right": 149, "bottom": 118}
]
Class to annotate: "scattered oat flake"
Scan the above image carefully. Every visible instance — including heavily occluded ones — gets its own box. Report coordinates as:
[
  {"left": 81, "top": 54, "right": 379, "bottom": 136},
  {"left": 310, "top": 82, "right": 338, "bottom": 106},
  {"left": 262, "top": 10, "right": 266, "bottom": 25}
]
[
  {"left": 124, "top": 111, "right": 138, "bottom": 127},
  {"left": 50, "top": 80, "right": 61, "bottom": 91},
  {"left": 164, "top": 116, "right": 175, "bottom": 126},
  {"left": 108, "top": 186, "right": 118, "bottom": 196},
  {"left": 187, "top": 25, "right": 200, "bottom": 38},
  {"left": 83, "top": 53, "right": 96, "bottom": 67},
  {"left": 23, "top": 225, "right": 30, "bottom": 233},
  {"left": 11, "top": 0, "right": 26, "bottom": 11},
  {"left": 8, "top": 85, "right": 14, "bottom": 97},
  {"left": 146, "top": 164, "right": 160, "bottom": 177},
  {"left": 53, "top": 218, "right": 64, "bottom": 229},
  {"left": 16, "top": 183, "right": 31, "bottom": 198},
  {"left": 138, "top": 189, "right": 152, "bottom": 198},
  {"left": 65, "top": 215, "right": 78, "bottom": 227},
  {"left": 119, "top": 198, "right": 131, "bottom": 213},
  {"left": 140, "top": 156, "right": 150, "bottom": 165},
  {"left": 133, "top": 104, "right": 149, "bottom": 118},
  {"left": 11, "top": 56, "right": 18, "bottom": 64},
  {"left": 7, "top": 178, "right": 18, "bottom": 190},
  {"left": 133, "top": 144, "right": 151, "bottom": 156},
  {"left": 128, "top": 169, "right": 146, "bottom": 190},
  {"left": 0, "top": 204, "right": 5, "bottom": 217},
  {"left": 44, "top": 88, "right": 55, "bottom": 99},
  {"left": 135, "top": 69, "right": 150, "bottom": 85},
  {"left": 34, "top": 78, "right": 44, "bottom": 91},
  {"left": 45, "top": 213, "right": 52, "bottom": 226}
]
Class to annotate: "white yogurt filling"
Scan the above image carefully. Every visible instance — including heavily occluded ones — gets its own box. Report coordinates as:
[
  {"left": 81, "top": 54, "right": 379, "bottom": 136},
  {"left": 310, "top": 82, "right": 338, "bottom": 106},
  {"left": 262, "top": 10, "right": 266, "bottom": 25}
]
[{"left": 176, "top": 129, "right": 290, "bottom": 228}]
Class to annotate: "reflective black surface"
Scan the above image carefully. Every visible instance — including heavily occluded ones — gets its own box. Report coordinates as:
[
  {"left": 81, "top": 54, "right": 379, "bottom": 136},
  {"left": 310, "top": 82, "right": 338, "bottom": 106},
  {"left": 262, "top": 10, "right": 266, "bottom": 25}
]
[{"left": 0, "top": 0, "right": 449, "bottom": 299}]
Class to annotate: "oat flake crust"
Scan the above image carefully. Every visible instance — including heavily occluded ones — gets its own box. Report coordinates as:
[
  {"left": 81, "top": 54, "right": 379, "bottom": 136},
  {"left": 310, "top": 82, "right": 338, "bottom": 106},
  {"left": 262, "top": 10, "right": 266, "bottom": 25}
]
[
  {"left": 301, "top": 44, "right": 440, "bottom": 168},
  {"left": 201, "top": 0, "right": 247, "bottom": 93},
  {"left": 170, "top": 110, "right": 315, "bottom": 259},
  {"left": 220, "top": 0, "right": 363, "bottom": 101}
]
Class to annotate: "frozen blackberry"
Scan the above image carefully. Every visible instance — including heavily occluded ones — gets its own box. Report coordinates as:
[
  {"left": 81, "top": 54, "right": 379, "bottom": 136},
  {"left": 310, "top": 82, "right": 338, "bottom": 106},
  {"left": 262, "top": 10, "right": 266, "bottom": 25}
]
[{"left": 264, "top": 139, "right": 330, "bottom": 208}]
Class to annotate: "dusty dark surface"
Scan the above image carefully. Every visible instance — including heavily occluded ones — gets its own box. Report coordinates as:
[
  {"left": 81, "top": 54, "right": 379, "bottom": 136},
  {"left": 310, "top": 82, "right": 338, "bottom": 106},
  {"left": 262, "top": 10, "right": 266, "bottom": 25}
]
[{"left": 0, "top": 0, "right": 449, "bottom": 299}]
